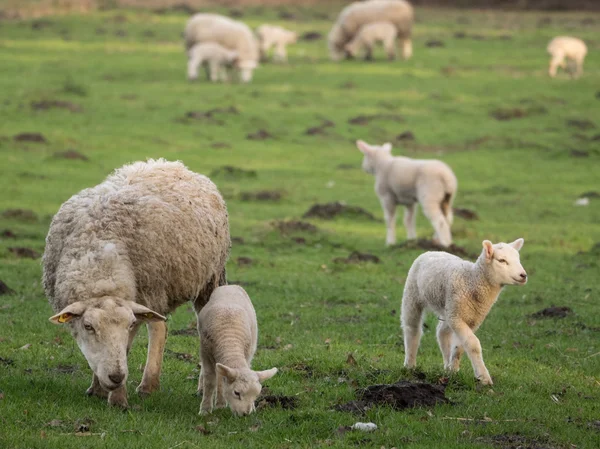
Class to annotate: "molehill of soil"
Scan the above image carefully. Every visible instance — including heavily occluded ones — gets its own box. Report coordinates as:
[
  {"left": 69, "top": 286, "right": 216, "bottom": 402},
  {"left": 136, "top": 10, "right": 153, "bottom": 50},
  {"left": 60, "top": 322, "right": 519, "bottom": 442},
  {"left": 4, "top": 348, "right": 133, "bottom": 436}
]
[
  {"left": 334, "top": 251, "right": 381, "bottom": 264},
  {"left": 303, "top": 202, "right": 377, "bottom": 221},
  {"left": 530, "top": 306, "right": 572, "bottom": 319}
]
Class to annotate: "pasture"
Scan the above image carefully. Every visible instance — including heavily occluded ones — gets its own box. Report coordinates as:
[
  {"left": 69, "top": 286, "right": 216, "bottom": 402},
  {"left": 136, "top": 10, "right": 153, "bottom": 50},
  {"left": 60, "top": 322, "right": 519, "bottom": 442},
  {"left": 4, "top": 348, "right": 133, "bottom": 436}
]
[{"left": 0, "top": 4, "right": 599, "bottom": 448}]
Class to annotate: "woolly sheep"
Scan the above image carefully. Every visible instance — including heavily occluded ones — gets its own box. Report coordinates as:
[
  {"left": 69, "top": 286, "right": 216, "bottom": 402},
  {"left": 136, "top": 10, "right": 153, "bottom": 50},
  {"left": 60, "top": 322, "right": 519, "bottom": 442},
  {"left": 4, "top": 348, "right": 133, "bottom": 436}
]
[
  {"left": 547, "top": 36, "right": 587, "bottom": 79},
  {"left": 184, "top": 13, "right": 259, "bottom": 83},
  {"left": 43, "top": 159, "right": 230, "bottom": 408},
  {"left": 197, "top": 285, "right": 277, "bottom": 416},
  {"left": 328, "top": 0, "right": 413, "bottom": 62},
  {"left": 344, "top": 21, "right": 398, "bottom": 61},
  {"left": 256, "top": 24, "right": 297, "bottom": 63},
  {"left": 187, "top": 42, "right": 239, "bottom": 82},
  {"left": 401, "top": 239, "right": 527, "bottom": 385},
  {"left": 356, "top": 140, "right": 457, "bottom": 247}
]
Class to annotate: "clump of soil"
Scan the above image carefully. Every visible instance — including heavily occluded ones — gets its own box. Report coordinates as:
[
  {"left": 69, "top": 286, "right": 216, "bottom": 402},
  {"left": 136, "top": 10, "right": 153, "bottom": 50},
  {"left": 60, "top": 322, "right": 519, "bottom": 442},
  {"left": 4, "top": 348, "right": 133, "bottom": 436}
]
[
  {"left": 184, "top": 106, "right": 239, "bottom": 125},
  {"left": 9, "top": 247, "right": 41, "bottom": 259},
  {"left": 115, "top": 29, "right": 127, "bottom": 37},
  {"left": 53, "top": 150, "right": 88, "bottom": 161},
  {"left": 31, "top": 100, "right": 82, "bottom": 113},
  {"left": 301, "top": 31, "right": 322, "bottom": 41},
  {"left": 236, "top": 256, "right": 253, "bottom": 267},
  {"left": 0, "top": 280, "right": 15, "bottom": 296},
  {"left": 247, "top": 129, "right": 272, "bottom": 140},
  {"left": 231, "top": 236, "right": 245, "bottom": 244},
  {"left": 334, "top": 251, "right": 381, "bottom": 264},
  {"left": 257, "top": 394, "right": 298, "bottom": 410},
  {"left": 1, "top": 230, "right": 17, "bottom": 238},
  {"left": 579, "top": 191, "right": 600, "bottom": 199},
  {"left": 305, "top": 119, "right": 335, "bottom": 136},
  {"left": 490, "top": 106, "right": 547, "bottom": 121},
  {"left": 210, "top": 166, "right": 257, "bottom": 179},
  {"left": 396, "top": 131, "right": 415, "bottom": 141},
  {"left": 274, "top": 220, "right": 318, "bottom": 234},
  {"left": 303, "top": 202, "right": 377, "bottom": 221},
  {"left": 348, "top": 114, "right": 404, "bottom": 126},
  {"left": 530, "top": 306, "right": 572, "bottom": 319},
  {"left": 425, "top": 39, "right": 445, "bottom": 47},
  {"left": 210, "top": 142, "right": 231, "bottom": 149},
  {"left": 336, "top": 381, "right": 448, "bottom": 413},
  {"left": 240, "top": 190, "right": 282, "bottom": 202},
  {"left": 14, "top": 133, "right": 47, "bottom": 143},
  {"left": 394, "top": 239, "right": 475, "bottom": 259},
  {"left": 340, "top": 81, "right": 356, "bottom": 89},
  {"left": 453, "top": 207, "right": 479, "bottom": 221},
  {"left": 1, "top": 209, "right": 37, "bottom": 222},
  {"left": 570, "top": 149, "right": 589, "bottom": 158},
  {"left": 566, "top": 119, "right": 595, "bottom": 130}
]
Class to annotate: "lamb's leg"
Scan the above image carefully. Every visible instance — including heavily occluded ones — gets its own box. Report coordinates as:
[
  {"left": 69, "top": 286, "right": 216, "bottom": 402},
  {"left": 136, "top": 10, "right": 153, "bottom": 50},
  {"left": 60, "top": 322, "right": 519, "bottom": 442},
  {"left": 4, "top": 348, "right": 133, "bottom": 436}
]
[
  {"left": 86, "top": 373, "right": 109, "bottom": 399},
  {"left": 136, "top": 321, "right": 167, "bottom": 395},
  {"left": 422, "top": 200, "right": 452, "bottom": 247},
  {"left": 448, "top": 332, "right": 464, "bottom": 371},
  {"left": 384, "top": 37, "right": 397, "bottom": 61},
  {"left": 208, "top": 61, "right": 220, "bottom": 82},
  {"left": 574, "top": 55, "right": 584, "bottom": 79},
  {"left": 451, "top": 322, "right": 492, "bottom": 385},
  {"left": 199, "top": 361, "right": 216, "bottom": 415},
  {"left": 380, "top": 195, "right": 397, "bottom": 246},
  {"left": 215, "top": 371, "right": 227, "bottom": 409},
  {"left": 403, "top": 203, "right": 417, "bottom": 240},
  {"left": 548, "top": 53, "right": 564, "bottom": 77},
  {"left": 436, "top": 320, "right": 452, "bottom": 368},
  {"left": 274, "top": 42, "right": 287, "bottom": 63},
  {"left": 401, "top": 288, "right": 424, "bottom": 368},
  {"left": 401, "top": 38, "right": 413, "bottom": 60},
  {"left": 364, "top": 44, "right": 374, "bottom": 61},
  {"left": 187, "top": 54, "right": 202, "bottom": 81}
]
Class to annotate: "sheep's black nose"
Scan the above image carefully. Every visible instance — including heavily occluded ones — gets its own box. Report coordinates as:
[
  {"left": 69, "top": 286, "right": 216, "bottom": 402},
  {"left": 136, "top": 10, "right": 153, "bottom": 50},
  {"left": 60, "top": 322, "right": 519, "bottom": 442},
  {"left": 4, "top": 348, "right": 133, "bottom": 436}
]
[
  {"left": 109, "top": 373, "right": 124, "bottom": 385},
  {"left": 520, "top": 272, "right": 527, "bottom": 280}
]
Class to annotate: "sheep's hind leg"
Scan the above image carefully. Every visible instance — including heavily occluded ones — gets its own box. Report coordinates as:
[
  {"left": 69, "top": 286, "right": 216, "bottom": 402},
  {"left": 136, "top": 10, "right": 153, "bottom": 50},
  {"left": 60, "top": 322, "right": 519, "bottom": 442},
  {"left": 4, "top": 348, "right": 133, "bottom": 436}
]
[
  {"left": 136, "top": 321, "right": 167, "bottom": 395},
  {"left": 380, "top": 195, "right": 397, "bottom": 246},
  {"left": 436, "top": 320, "right": 452, "bottom": 368},
  {"left": 401, "top": 292, "right": 424, "bottom": 368},
  {"left": 422, "top": 200, "right": 452, "bottom": 247},
  {"left": 448, "top": 332, "right": 464, "bottom": 371},
  {"left": 404, "top": 203, "right": 417, "bottom": 240}
]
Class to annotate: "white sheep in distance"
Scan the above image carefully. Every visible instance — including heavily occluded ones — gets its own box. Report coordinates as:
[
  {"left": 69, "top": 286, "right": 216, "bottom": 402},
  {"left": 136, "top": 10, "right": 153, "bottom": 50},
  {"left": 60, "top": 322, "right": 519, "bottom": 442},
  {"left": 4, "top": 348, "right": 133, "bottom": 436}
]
[
  {"left": 187, "top": 42, "right": 239, "bottom": 82},
  {"left": 328, "top": 0, "right": 414, "bottom": 62},
  {"left": 344, "top": 21, "right": 398, "bottom": 61},
  {"left": 356, "top": 140, "right": 457, "bottom": 247},
  {"left": 547, "top": 36, "right": 587, "bottom": 79},
  {"left": 184, "top": 13, "right": 259, "bottom": 83},
  {"left": 401, "top": 239, "right": 528, "bottom": 385},
  {"left": 197, "top": 285, "right": 277, "bottom": 416},
  {"left": 43, "top": 159, "right": 231, "bottom": 408},
  {"left": 256, "top": 24, "right": 298, "bottom": 63}
]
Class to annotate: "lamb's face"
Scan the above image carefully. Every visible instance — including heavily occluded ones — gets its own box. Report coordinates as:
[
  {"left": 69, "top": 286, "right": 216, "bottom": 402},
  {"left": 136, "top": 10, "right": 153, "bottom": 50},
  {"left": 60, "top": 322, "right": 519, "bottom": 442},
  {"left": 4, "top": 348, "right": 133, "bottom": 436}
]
[
  {"left": 236, "top": 60, "right": 257, "bottom": 83},
  {"left": 482, "top": 239, "right": 527, "bottom": 286},
  {"left": 49, "top": 298, "right": 165, "bottom": 391},
  {"left": 216, "top": 364, "right": 278, "bottom": 416},
  {"left": 356, "top": 140, "right": 393, "bottom": 175},
  {"left": 285, "top": 31, "right": 298, "bottom": 44}
]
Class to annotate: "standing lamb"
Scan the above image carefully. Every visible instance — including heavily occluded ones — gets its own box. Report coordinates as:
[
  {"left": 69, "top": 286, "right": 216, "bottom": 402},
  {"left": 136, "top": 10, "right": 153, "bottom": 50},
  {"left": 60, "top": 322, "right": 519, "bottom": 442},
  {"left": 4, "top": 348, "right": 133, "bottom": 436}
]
[
  {"left": 344, "top": 21, "right": 398, "bottom": 61},
  {"left": 43, "top": 159, "right": 230, "bottom": 408},
  {"left": 187, "top": 42, "right": 239, "bottom": 82},
  {"left": 356, "top": 140, "right": 457, "bottom": 247},
  {"left": 401, "top": 239, "right": 527, "bottom": 385},
  {"left": 547, "top": 36, "right": 587, "bottom": 79},
  {"left": 328, "top": 0, "right": 413, "bottom": 62},
  {"left": 256, "top": 24, "right": 298, "bottom": 63},
  {"left": 184, "top": 13, "right": 259, "bottom": 83},
  {"left": 198, "top": 285, "right": 277, "bottom": 416}
]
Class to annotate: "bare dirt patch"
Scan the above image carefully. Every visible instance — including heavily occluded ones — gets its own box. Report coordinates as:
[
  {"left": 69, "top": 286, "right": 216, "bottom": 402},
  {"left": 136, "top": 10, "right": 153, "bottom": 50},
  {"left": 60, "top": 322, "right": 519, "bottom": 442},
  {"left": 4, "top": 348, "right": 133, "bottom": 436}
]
[
  {"left": 425, "top": 39, "right": 445, "bottom": 47},
  {"left": 273, "top": 220, "right": 318, "bottom": 234},
  {"left": 348, "top": 114, "right": 404, "bottom": 126},
  {"left": 0, "top": 280, "right": 15, "bottom": 296},
  {"left": 210, "top": 166, "right": 257, "bottom": 179},
  {"left": 566, "top": 119, "right": 595, "bottom": 130},
  {"left": 9, "top": 247, "right": 41, "bottom": 259},
  {"left": 13, "top": 132, "right": 47, "bottom": 143},
  {"left": 257, "top": 394, "right": 298, "bottom": 410},
  {"left": 393, "top": 239, "right": 476, "bottom": 259},
  {"left": 183, "top": 106, "right": 239, "bottom": 125},
  {"left": 334, "top": 251, "right": 381, "bottom": 264},
  {"left": 340, "top": 81, "right": 356, "bottom": 89},
  {"left": 569, "top": 149, "right": 589, "bottom": 158},
  {"left": 53, "top": 150, "right": 88, "bottom": 161},
  {"left": 240, "top": 190, "right": 282, "bottom": 202},
  {"left": 530, "top": 306, "right": 572, "bottom": 319},
  {"left": 396, "top": 131, "right": 415, "bottom": 141},
  {"left": 490, "top": 106, "right": 547, "bottom": 121},
  {"left": 303, "top": 202, "right": 378, "bottom": 221},
  {"left": 476, "top": 433, "right": 562, "bottom": 449},
  {"left": 1, "top": 230, "right": 17, "bottom": 239},
  {"left": 453, "top": 207, "right": 479, "bottom": 221},
  {"left": 31, "top": 100, "right": 82, "bottom": 113},
  {"left": 236, "top": 256, "right": 253, "bottom": 267},
  {"left": 1, "top": 209, "right": 37, "bottom": 222},
  {"left": 247, "top": 129, "right": 273, "bottom": 140},
  {"left": 305, "top": 119, "right": 335, "bottom": 136},
  {"left": 301, "top": 31, "right": 322, "bottom": 41},
  {"left": 579, "top": 191, "right": 600, "bottom": 199}
]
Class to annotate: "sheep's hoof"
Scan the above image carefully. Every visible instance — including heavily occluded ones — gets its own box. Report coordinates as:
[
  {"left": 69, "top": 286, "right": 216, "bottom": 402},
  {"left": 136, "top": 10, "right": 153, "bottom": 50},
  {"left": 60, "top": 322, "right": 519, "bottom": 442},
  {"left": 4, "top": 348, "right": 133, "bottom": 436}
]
[
  {"left": 86, "top": 385, "right": 109, "bottom": 399},
  {"left": 477, "top": 376, "right": 493, "bottom": 386},
  {"left": 108, "top": 390, "right": 129, "bottom": 409},
  {"left": 136, "top": 380, "right": 159, "bottom": 396}
]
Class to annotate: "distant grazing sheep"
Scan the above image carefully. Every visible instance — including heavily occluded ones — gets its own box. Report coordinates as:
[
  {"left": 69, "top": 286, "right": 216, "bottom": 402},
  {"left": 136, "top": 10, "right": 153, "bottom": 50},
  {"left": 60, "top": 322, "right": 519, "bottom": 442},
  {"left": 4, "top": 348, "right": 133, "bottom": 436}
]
[
  {"left": 401, "top": 239, "right": 527, "bottom": 385},
  {"left": 187, "top": 42, "right": 239, "bottom": 82},
  {"left": 547, "top": 36, "right": 587, "bottom": 79},
  {"left": 43, "top": 159, "right": 230, "bottom": 408},
  {"left": 356, "top": 140, "right": 457, "bottom": 247},
  {"left": 256, "top": 24, "right": 297, "bottom": 63},
  {"left": 184, "top": 13, "right": 259, "bottom": 83},
  {"left": 329, "top": 0, "right": 414, "bottom": 61},
  {"left": 344, "top": 21, "right": 397, "bottom": 61},
  {"left": 198, "top": 285, "right": 277, "bottom": 416}
]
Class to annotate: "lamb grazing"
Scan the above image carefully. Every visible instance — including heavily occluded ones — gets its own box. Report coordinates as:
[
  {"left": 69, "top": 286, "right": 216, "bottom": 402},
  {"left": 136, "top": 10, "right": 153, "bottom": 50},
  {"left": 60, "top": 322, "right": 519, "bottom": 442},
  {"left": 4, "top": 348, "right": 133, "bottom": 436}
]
[
  {"left": 256, "top": 24, "right": 297, "bottom": 63},
  {"left": 344, "top": 21, "right": 398, "bottom": 61},
  {"left": 356, "top": 140, "right": 457, "bottom": 247},
  {"left": 184, "top": 13, "right": 259, "bottom": 83},
  {"left": 328, "top": 0, "right": 413, "bottom": 62},
  {"left": 187, "top": 42, "right": 239, "bottom": 82},
  {"left": 401, "top": 239, "right": 527, "bottom": 385},
  {"left": 197, "top": 285, "right": 277, "bottom": 416},
  {"left": 43, "top": 159, "right": 230, "bottom": 408},
  {"left": 547, "top": 36, "right": 587, "bottom": 79}
]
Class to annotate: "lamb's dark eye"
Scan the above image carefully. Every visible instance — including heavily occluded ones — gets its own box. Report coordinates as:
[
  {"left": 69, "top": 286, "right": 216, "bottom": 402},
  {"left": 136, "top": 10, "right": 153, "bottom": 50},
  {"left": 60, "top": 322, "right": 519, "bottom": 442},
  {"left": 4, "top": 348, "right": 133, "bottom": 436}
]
[
  {"left": 234, "top": 391, "right": 241, "bottom": 399},
  {"left": 84, "top": 323, "right": 94, "bottom": 332},
  {"left": 498, "top": 259, "right": 508, "bottom": 265}
]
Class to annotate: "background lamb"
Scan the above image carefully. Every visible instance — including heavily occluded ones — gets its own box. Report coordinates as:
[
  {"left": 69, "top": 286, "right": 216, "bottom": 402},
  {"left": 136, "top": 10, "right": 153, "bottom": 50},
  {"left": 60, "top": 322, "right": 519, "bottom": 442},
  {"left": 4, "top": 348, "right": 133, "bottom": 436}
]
[
  {"left": 547, "top": 36, "right": 587, "bottom": 79},
  {"left": 356, "top": 140, "right": 457, "bottom": 247},
  {"left": 43, "top": 159, "right": 231, "bottom": 408},
  {"left": 256, "top": 24, "right": 297, "bottom": 63},
  {"left": 184, "top": 13, "right": 259, "bottom": 83},
  {"left": 328, "top": 0, "right": 414, "bottom": 61},
  {"left": 187, "top": 42, "right": 239, "bottom": 82},
  {"left": 198, "top": 285, "right": 277, "bottom": 416},
  {"left": 401, "top": 239, "right": 527, "bottom": 385},
  {"left": 344, "top": 21, "right": 398, "bottom": 61}
]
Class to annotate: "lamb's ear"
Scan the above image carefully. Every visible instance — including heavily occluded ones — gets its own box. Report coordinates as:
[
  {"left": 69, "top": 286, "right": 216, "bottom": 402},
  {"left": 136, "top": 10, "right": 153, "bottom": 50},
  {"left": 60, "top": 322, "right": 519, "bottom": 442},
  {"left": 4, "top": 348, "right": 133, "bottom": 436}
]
[
  {"left": 482, "top": 240, "right": 494, "bottom": 260},
  {"left": 216, "top": 363, "right": 238, "bottom": 383},
  {"left": 510, "top": 238, "right": 524, "bottom": 251},
  {"left": 129, "top": 302, "right": 167, "bottom": 322},
  {"left": 256, "top": 368, "right": 278, "bottom": 382},
  {"left": 356, "top": 140, "right": 372, "bottom": 154},
  {"left": 382, "top": 142, "right": 393, "bottom": 153},
  {"left": 49, "top": 302, "right": 87, "bottom": 324}
]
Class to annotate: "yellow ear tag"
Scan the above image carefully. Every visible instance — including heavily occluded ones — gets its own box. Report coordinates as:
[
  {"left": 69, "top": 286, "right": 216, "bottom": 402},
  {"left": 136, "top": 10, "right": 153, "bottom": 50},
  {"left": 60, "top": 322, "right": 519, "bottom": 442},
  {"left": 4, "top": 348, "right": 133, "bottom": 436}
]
[{"left": 58, "top": 313, "right": 71, "bottom": 323}]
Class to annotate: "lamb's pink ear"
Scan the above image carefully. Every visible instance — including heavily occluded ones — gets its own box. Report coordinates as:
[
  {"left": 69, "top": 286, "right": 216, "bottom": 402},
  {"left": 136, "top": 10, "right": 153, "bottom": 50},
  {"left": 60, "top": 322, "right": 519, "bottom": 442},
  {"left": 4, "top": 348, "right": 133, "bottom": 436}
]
[
  {"left": 129, "top": 302, "right": 167, "bottom": 322},
  {"left": 217, "top": 363, "right": 239, "bottom": 383},
  {"left": 382, "top": 142, "right": 392, "bottom": 153},
  {"left": 256, "top": 368, "right": 278, "bottom": 382},
  {"left": 356, "top": 140, "right": 372, "bottom": 154},
  {"left": 49, "top": 302, "right": 87, "bottom": 324},
  {"left": 510, "top": 238, "right": 524, "bottom": 251},
  {"left": 482, "top": 240, "right": 494, "bottom": 260}
]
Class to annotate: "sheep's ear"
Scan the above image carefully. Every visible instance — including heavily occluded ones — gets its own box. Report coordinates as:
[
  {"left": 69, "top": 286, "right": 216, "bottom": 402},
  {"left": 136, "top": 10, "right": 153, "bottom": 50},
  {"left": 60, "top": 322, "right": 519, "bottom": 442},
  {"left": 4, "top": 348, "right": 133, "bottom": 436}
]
[
  {"left": 356, "top": 140, "right": 372, "bottom": 154},
  {"left": 510, "top": 238, "right": 524, "bottom": 251},
  {"left": 49, "top": 302, "right": 87, "bottom": 324},
  {"left": 256, "top": 368, "right": 278, "bottom": 382},
  {"left": 216, "top": 363, "right": 238, "bottom": 383},
  {"left": 129, "top": 302, "right": 167, "bottom": 322},
  {"left": 482, "top": 240, "right": 494, "bottom": 260},
  {"left": 382, "top": 142, "right": 393, "bottom": 153}
]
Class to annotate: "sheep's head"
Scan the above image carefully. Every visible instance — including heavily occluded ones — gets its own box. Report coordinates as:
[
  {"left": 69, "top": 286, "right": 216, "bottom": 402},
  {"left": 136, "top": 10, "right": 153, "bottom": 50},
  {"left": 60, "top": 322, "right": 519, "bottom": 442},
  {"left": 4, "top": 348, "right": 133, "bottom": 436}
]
[
  {"left": 216, "top": 363, "right": 278, "bottom": 416},
  {"left": 236, "top": 60, "right": 257, "bottom": 83},
  {"left": 328, "top": 26, "right": 346, "bottom": 61},
  {"left": 49, "top": 297, "right": 165, "bottom": 391},
  {"left": 286, "top": 31, "right": 298, "bottom": 44},
  {"left": 480, "top": 239, "right": 528, "bottom": 286},
  {"left": 356, "top": 140, "right": 392, "bottom": 174}
]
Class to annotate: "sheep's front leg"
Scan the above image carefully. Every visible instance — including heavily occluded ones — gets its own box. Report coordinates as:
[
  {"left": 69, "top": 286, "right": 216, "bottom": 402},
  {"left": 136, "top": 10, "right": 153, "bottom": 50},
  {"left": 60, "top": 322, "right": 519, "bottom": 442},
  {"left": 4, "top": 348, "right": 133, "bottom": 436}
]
[
  {"left": 136, "top": 321, "right": 167, "bottom": 395},
  {"left": 401, "top": 38, "right": 412, "bottom": 59},
  {"left": 380, "top": 195, "right": 397, "bottom": 246},
  {"left": 404, "top": 203, "right": 417, "bottom": 240},
  {"left": 215, "top": 372, "right": 227, "bottom": 409},
  {"left": 199, "top": 362, "right": 216, "bottom": 415},
  {"left": 86, "top": 373, "right": 109, "bottom": 399},
  {"left": 451, "top": 322, "right": 492, "bottom": 385}
]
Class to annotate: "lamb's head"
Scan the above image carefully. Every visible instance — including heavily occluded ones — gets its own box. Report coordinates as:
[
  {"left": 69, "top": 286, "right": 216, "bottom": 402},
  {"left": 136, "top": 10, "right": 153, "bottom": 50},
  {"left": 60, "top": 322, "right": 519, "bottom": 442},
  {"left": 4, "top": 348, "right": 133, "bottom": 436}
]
[
  {"left": 216, "top": 363, "right": 278, "bottom": 416},
  {"left": 49, "top": 298, "right": 165, "bottom": 391},
  {"left": 285, "top": 30, "right": 298, "bottom": 44},
  {"left": 480, "top": 239, "right": 527, "bottom": 286},
  {"left": 356, "top": 140, "right": 393, "bottom": 174},
  {"left": 343, "top": 41, "right": 358, "bottom": 58}
]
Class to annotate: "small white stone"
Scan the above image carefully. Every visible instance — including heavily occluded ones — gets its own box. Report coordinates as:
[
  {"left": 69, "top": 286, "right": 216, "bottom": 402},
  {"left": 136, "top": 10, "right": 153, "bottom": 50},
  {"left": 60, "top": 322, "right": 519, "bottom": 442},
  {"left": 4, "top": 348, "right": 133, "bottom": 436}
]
[
  {"left": 351, "top": 422, "right": 377, "bottom": 432},
  {"left": 574, "top": 198, "right": 589, "bottom": 206}
]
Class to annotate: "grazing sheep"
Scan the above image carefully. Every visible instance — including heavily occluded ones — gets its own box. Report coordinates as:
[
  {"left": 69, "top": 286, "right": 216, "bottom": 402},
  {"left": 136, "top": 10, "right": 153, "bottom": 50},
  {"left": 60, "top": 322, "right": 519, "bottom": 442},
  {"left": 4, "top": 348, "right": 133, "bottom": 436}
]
[
  {"left": 344, "top": 21, "right": 398, "bottom": 61},
  {"left": 198, "top": 285, "right": 277, "bottom": 416},
  {"left": 256, "top": 24, "right": 297, "bottom": 63},
  {"left": 401, "top": 239, "right": 527, "bottom": 385},
  {"left": 547, "top": 36, "right": 587, "bottom": 79},
  {"left": 328, "top": 0, "right": 414, "bottom": 62},
  {"left": 184, "top": 13, "right": 259, "bottom": 83},
  {"left": 43, "top": 159, "right": 230, "bottom": 408},
  {"left": 187, "top": 42, "right": 239, "bottom": 82},
  {"left": 356, "top": 140, "right": 457, "bottom": 247}
]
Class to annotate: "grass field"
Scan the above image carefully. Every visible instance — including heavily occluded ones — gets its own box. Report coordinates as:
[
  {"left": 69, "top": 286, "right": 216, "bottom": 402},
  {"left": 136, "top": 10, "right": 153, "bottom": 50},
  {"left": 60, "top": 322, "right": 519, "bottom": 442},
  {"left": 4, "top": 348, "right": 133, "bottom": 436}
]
[{"left": 1, "top": 4, "right": 599, "bottom": 449}]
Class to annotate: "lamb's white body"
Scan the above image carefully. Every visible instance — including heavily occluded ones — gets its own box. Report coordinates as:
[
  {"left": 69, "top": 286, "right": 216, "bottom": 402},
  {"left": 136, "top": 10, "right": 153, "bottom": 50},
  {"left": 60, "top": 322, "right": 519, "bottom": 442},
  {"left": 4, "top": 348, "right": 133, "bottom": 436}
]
[
  {"left": 401, "top": 239, "right": 527, "bottom": 385},
  {"left": 184, "top": 13, "right": 259, "bottom": 83},
  {"left": 197, "top": 285, "right": 277, "bottom": 416},
  {"left": 187, "top": 42, "right": 238, "bottom": 82},
  {"left": 357, "top": 140, "right": 457, "bottom": 247},
  {"left": 345, "top": 21, "right": 397, "bottom": 60},
  {"left": 256, "top": 24, "right": 297, "bottom": 62},
  {"left": 547, "top": 36, "right": 587, "bottom": 79}
]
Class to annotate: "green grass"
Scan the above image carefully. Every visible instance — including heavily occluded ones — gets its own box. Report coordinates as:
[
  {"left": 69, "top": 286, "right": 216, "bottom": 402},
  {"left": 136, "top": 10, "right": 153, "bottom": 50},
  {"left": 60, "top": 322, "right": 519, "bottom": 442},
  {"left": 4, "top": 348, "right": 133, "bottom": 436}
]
[{"left": 1, "top": 5, "right": 599, "bottom": 449}]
